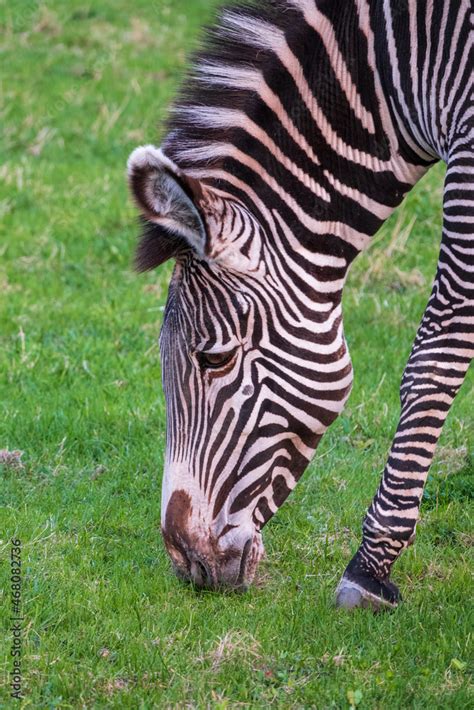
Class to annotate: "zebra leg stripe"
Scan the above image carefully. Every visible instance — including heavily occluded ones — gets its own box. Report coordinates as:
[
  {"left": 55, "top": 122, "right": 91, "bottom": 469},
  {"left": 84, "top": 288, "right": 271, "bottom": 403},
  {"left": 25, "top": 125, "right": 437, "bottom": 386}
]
[{"left": 338, "top": 149, "right": 474, "bottom": 609}]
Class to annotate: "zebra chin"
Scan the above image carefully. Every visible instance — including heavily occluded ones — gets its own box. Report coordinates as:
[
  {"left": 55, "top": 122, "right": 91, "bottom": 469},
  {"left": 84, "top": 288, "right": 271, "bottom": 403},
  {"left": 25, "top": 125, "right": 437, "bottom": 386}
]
[{"left": 161, "top": 489, "right": 265, "bottom": 590}]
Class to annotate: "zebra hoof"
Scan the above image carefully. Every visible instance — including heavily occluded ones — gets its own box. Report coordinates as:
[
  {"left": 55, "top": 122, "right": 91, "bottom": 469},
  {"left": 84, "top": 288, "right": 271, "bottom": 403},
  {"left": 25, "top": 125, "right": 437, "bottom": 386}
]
[{"left": 335, "top": 575, "right": 400, "bottom": 612}]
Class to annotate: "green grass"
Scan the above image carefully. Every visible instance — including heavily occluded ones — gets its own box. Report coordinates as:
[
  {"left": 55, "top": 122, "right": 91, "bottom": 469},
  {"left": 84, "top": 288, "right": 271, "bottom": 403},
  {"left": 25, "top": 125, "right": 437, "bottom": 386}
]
[{"left": 0, "top": 1, "right": 472, "bottom": 707}]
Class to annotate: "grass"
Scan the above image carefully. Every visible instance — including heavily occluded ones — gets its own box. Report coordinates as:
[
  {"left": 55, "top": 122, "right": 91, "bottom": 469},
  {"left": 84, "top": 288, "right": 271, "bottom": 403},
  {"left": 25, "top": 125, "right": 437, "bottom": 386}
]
[{"left": 0, "top": 1, "right": 472, "bottom": 707}]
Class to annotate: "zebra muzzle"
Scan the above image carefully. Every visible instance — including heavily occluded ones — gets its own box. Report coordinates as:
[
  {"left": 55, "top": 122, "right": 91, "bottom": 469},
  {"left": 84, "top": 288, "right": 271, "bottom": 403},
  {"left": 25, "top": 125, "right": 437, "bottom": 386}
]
[{"left": 162, "top": 489, "right": 263, "bottom": 589}]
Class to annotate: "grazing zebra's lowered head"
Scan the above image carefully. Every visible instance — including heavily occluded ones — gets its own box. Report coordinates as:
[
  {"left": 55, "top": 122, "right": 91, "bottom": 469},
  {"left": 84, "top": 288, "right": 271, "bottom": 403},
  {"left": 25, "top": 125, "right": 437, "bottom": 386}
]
[{"left": 127, "top": 144, "right": 353, "bottom": 588}]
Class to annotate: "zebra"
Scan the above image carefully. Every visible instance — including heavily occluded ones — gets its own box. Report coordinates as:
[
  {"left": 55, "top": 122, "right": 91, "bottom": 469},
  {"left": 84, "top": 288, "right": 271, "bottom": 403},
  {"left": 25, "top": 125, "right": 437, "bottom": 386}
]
[{"left": 127, "top": 0, "right": 473, "bottom": 610}]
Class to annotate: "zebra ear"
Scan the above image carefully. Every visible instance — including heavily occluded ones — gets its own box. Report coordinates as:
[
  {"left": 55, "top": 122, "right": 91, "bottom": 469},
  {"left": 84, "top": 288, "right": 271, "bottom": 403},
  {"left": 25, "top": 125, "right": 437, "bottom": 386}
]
[{"left": 127, "top": 145, "right": 207, "bottom": 270}]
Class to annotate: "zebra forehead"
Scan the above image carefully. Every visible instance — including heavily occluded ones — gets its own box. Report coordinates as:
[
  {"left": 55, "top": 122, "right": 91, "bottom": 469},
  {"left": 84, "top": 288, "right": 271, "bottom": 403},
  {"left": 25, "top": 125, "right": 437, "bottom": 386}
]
[
  {"left": 176, "top": 258, "right": 248, "bottom": 298},
  {"left": 161, "top": 261, "right": 253, "bottom": 342}
]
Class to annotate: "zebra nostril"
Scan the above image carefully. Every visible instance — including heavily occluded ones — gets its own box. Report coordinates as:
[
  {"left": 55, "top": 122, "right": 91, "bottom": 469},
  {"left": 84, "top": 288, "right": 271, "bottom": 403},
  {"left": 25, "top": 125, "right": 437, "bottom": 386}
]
[{"left": 189, "top": 557, "right": 212, "bottom": 587}]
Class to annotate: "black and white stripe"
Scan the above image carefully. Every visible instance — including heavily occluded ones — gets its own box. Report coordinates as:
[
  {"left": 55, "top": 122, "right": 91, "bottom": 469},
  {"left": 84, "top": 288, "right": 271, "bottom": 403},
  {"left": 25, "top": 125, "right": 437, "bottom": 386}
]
[{"left": 127, "top": 0, "right": 473, "bottom": 603}]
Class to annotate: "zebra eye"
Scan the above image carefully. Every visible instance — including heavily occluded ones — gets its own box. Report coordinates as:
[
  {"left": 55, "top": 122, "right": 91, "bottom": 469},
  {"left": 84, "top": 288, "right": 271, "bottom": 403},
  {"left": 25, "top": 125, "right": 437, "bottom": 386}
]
[{"left": 196, "top": 349, "right": 236, "bottom": 370}]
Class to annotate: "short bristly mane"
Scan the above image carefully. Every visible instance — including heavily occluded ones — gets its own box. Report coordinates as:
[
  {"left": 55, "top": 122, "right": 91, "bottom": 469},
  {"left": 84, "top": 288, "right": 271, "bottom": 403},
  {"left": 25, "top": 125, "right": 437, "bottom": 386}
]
[
  {"left": 162, "top": 1, "right": 302, "bottom": 177},
  {"left": 159, "top": 0, "right": 409, "bottom": 259}
]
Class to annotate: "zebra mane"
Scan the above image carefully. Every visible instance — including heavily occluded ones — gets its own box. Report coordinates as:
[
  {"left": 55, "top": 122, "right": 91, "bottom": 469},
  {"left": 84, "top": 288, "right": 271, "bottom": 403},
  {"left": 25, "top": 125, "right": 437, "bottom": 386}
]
[{"left": 162, "top": 0, "right": 303, "bottom": 179}]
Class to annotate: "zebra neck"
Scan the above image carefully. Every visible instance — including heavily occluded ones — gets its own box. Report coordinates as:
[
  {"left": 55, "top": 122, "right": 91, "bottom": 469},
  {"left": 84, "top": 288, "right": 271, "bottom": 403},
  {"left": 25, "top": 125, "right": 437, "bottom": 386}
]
[{"left": 163, "top": 0, "right": 431, "bottom": 264}]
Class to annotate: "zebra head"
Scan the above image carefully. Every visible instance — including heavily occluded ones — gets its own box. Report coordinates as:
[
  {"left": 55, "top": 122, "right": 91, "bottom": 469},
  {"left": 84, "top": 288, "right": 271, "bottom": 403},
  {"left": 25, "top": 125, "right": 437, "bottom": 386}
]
[{"left": 128, "top": 145, "right": 353, "bottom": 589}]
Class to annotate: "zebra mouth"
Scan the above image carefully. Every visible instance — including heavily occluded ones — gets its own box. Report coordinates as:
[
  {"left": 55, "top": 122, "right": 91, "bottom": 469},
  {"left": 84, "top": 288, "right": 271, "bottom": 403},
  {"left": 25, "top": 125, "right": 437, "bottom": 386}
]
[{"left": 164, "top": 531, "right": 264, "bottom": 591}]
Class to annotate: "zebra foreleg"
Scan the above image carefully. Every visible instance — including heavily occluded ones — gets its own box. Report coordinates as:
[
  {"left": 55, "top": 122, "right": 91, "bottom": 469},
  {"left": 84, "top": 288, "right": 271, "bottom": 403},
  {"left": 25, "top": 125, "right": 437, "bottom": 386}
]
[
  {"left": 338, "top": 326, "right": 472, "bottom": 608},
  {"left": 337, "top": 197, "right": 474, "bottom": 610}
]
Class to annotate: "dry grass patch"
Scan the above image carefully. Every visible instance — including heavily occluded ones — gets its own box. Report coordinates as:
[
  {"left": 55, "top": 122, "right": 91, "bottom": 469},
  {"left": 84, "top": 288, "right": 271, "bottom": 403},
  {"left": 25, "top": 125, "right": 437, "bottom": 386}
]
[{"left": 199, "top": 631, "right": 262, "bottom": 672}]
